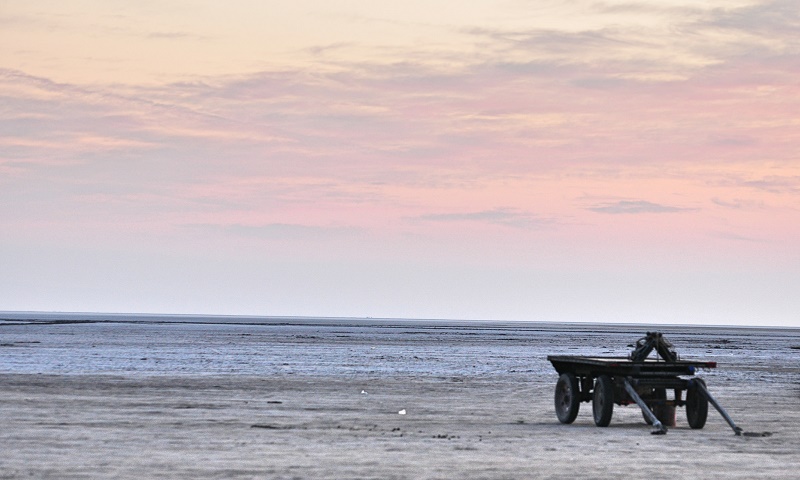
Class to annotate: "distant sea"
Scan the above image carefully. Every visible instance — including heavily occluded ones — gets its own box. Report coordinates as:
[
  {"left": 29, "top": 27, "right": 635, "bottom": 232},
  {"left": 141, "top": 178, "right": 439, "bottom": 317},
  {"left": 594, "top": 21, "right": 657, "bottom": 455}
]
[{"left": 2, "top": 312, "right": 798, "bottom": 385}]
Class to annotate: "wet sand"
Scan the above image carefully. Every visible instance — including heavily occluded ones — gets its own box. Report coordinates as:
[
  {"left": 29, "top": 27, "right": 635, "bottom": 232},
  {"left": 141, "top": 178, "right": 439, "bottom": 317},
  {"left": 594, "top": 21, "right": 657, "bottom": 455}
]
[{"left": 1, "top": 370, "right": 798, "bottom": 479}]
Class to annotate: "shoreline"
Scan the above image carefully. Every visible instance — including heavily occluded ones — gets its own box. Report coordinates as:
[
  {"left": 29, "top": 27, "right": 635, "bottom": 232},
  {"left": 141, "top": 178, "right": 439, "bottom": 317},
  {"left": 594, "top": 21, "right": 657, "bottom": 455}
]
[{"left": 2, "top": 310, "right": 798, "bottom": 332}]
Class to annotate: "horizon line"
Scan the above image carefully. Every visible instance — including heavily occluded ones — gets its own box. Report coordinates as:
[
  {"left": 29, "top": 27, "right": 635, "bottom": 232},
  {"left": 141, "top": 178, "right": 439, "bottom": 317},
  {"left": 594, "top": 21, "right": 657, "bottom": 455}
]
[{"left": 1, "top": 310, "right": 795, "bottom": 330}]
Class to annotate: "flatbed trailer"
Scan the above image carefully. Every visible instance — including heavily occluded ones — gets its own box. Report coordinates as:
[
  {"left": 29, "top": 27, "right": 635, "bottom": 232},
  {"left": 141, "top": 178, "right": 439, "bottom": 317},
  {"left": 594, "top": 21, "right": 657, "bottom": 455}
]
[{"left": 547, "top": 333, "right": 743, "bottom": 435}]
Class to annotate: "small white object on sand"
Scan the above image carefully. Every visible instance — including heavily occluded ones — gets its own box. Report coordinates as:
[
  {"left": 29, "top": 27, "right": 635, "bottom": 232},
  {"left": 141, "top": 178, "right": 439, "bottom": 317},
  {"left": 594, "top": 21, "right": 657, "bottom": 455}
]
[{"left": 398, "top": 409, "right": 406, "bottom": 415}]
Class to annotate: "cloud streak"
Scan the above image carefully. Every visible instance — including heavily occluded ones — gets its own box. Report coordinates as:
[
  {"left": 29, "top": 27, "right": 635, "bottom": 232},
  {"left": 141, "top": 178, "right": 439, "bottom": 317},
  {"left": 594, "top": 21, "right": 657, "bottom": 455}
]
[
  {"left": 413, "top": 208, "right": 555, "bottom": 229},
  {"left": 187, "top": 222, "right": 364, "bottom": 240},
  {"left": 588, "top": 200, "right": 693, "bottom": 214}
]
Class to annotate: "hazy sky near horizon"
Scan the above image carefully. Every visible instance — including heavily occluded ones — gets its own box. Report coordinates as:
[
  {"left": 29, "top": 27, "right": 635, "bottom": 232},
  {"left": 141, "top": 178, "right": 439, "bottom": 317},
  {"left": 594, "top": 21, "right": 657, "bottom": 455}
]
[{"left": 2, "top": 1, "right": 799, "bottom": 326}]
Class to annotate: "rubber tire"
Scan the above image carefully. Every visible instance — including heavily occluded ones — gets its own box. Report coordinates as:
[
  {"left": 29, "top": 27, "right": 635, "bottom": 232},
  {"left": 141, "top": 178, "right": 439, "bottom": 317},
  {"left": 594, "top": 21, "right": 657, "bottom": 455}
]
[
  {"left": 592, "top": 375, "right": 614, "bottom": 427},
  {"left": 643, "top": 388, "right": 667, "bottom": 425},
  {"left": 687, "top": 379, "right": 709, "bottom": 429},
  {"left": 554, "top": 373, "right": 580, "bottom": 424}
]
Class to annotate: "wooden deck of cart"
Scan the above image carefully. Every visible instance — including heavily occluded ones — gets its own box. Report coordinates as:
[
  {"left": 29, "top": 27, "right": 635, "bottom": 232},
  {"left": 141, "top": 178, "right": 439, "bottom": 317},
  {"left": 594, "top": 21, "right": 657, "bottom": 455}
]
[{"left": 547, "top": 355, "right": 717, "bottom": 377}]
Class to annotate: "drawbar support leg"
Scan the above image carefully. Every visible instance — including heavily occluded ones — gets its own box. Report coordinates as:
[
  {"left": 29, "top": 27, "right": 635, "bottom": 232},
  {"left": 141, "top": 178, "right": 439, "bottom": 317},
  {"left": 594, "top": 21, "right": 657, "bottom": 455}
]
[
  {"left": 623, "top": 378, "right": 667, "bottom": 435},
  {"left": 692, "top": 378, "right": 743, "bottom": 436}
]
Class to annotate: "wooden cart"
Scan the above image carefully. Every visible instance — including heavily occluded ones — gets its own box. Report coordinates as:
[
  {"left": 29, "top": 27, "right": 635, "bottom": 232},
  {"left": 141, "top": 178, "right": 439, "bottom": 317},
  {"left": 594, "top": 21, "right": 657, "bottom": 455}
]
[{"left": 547, "top": 333, "right": 743, "bottom": 435}]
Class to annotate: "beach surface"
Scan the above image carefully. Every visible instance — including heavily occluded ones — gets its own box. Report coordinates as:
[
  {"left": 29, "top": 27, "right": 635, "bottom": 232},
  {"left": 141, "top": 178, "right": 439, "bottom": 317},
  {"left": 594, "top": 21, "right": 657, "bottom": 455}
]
[{"left": 1, "top": 316, "right": 799, "bottom": 479}]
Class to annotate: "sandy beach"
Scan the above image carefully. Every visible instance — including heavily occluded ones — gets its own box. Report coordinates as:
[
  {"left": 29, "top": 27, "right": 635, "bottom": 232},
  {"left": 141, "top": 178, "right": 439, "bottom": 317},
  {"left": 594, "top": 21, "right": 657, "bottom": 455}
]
[{"left": 1, "top": 320, "right": 799, "bottom": 478}]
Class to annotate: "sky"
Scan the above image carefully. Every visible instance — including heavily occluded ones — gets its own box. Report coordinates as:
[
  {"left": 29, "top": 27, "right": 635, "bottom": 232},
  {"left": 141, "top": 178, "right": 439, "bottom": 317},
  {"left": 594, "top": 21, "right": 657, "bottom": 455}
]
[{"left": 1, "top": 0, "right": 799, "bottom": 326}]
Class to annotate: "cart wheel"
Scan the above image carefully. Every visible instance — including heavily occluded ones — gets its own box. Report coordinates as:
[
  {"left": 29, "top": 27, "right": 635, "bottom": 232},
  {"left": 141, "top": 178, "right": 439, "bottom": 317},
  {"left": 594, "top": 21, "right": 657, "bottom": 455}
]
[
  {"left": 554, "top": 372, "right": 580, "bottom": 424},
  {"left": 592, "top": 375, "right": 614, "bottom": 427},
  {"left": 642, "top": 388, "right": 666, "bottom": 425},
  {"left": 686, "top": 378, "right": 708, "bottom": 429}
]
